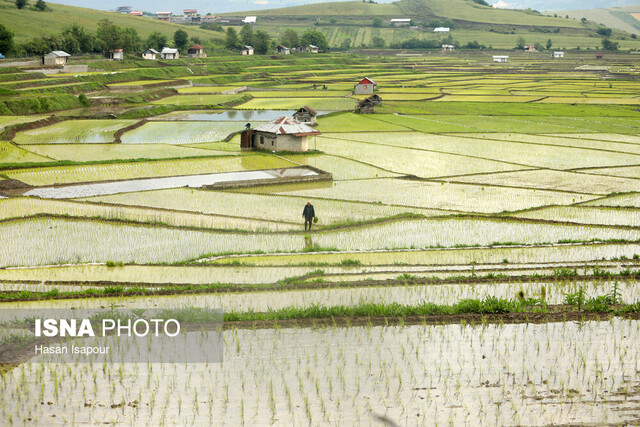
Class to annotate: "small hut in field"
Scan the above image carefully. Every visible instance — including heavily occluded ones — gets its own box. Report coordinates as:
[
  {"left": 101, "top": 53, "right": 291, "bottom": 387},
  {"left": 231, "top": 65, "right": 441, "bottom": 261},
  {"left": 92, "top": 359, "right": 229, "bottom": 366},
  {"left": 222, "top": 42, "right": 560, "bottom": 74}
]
[
  {"left": 241, "top": 116, "right": 320, "bottom": 152},
  {"left": 293, "top": 106, "right": 318, "bottom": 125}
]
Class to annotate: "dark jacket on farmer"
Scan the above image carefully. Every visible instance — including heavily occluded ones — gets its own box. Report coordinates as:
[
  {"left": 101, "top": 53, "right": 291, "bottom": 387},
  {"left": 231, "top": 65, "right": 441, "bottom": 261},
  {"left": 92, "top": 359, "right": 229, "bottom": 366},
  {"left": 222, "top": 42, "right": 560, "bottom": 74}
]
[{"left": 303, "top": 204, "right": 315, "bottom": 218}]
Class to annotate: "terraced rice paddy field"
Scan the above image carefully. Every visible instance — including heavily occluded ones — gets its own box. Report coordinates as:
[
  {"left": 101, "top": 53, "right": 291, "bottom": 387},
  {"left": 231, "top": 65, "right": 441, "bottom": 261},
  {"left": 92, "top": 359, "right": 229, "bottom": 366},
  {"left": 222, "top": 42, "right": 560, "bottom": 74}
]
[{"left": 1, "top": 52, "right": 640, "bottom": 425}]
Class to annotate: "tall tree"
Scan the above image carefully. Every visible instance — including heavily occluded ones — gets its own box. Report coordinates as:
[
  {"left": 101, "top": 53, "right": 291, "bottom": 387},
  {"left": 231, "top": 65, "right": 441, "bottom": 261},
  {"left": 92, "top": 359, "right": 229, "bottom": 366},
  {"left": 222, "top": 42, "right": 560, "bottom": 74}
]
[
  {"left": 601, "top": 38, "right": 618, "bottom": 51},
  {"left": 239, "top": 24, "right": 253, "bottom": 46},
  {"left": 0, "top": 24, "right": 14, "bottom": 55},
  {"left": 96, "top": 19, "right": 121, "bottom": 52},
  {"left": 173, "top": 29, "right": 189, "bottom": 51},
  {"left": 225, "top": 27, "right": 240, "bottom": 50},
  {"left": 300, "top": 30, "right": 328, "bottom": 51},
  {"left": 35, "top": 0, "right": 46, "bottom": 11},
  {"left": 515, "top": 36, "right": 526, "bottom": 49},
  {"left": 61, "top": 24, "right": 96, "bottom": 54},
  {"left": 253, "top": 30, "right": 270, "bottom": 54},
  {"left": 15, "top": 0, "right": 28, "bottom": 9},
  {"left": 280, "top": 29, "right": 299, "bottom": 48},
  {"left": 146, "top": 32, "right": 167, "bottom": 52},
  {"left": 546, "top": 38, "right": 552, "bottom": 50}
]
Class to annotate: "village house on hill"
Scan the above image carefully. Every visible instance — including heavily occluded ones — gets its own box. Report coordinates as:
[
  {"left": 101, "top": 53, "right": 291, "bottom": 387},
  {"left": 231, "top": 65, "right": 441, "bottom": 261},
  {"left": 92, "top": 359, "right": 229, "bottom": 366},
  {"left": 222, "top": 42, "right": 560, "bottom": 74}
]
[
  {"left": 276, "top": 45, "right": 291, "bottom": 55},
  {"left": 108, "top": 49, "right": 124, "bottom": 60},
  {"left": 43, "top": 51, "right": 70, "bottom": 66},
  {"left": 142, "top": 49, "right": 158, "bottom": 60},
  {"left": 354, "top": 77, "right": 376, "bottom": 95},
  {"left": 242, "top": 46, "right": 254, "bottom": 55},
  {"left": 187, "top": 44, "right": 206, "bottom": 58},
  {"left": 160, "top": 48, "right": 179, "bottom": 60},
  {"left": 293, "top": 106, "right": 318, "bottom": 125},
  {"left": 241, "top": 116, "right": 320, "bottom": 152}
]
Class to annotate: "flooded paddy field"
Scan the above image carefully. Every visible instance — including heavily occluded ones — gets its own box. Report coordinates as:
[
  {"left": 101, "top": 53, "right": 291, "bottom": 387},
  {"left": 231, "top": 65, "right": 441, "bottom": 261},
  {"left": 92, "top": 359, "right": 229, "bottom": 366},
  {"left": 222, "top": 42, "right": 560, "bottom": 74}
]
[
  {"left": 1, "top": 320, "right": 639, "bottom": 425},
  {"left": 1, "top": 52, "right": 640, "bottom": 425}
]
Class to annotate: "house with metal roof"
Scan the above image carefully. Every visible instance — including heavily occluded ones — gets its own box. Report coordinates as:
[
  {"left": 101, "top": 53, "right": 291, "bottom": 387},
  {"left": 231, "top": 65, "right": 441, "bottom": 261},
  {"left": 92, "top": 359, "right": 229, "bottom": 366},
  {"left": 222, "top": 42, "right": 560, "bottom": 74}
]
[
  {"left": 390, "top": 18, "right": 411, "bottom": 26},
  {"left": 241, "top": 116, "right": 320, "bottom": 152},
  {"left": 43, "top": 51, "right": 70, "bottom": 66},
  {"left": 108, "top": 49, "right": 124, "bottom": 60},
  {"left": 242, "top": 46, "right": 254, "bottom": 55},
  {"left": 160, "top": 47, "right": 179, "bottom": 60},
  {"left": 354, "top": 77, "right": 377, "bottom": 95},
  {"left": 142, "top": 49, "right": 159, "bottom": 60}
]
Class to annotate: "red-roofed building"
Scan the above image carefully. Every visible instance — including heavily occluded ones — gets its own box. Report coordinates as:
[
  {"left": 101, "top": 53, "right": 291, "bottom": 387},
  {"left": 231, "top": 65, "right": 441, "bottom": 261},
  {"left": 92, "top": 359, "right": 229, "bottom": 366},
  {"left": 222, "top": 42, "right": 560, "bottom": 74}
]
[
  {"left": 183, "top": 9, "right": 198, "bottom": 16},
  {"left": 108, "top": 49, "right": 124, "bottom": 60},
  {"left": 129, "top": 10, "right": 143, "bottom": 16},
  {"left": 354, "top": 77, "right": 377, "bottom": 95},
  {"left": 187, "top": 44, "right": 206, "bottom": 58},
  {"left": 241, "top": 116, "right": 321, "bottom": 152}
]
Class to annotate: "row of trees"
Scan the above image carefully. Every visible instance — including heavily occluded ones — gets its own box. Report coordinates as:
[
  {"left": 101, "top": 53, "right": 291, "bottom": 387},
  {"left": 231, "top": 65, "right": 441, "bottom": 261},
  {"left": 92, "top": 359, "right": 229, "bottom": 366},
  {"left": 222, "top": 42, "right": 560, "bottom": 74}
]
[
  {"left": 225, "top": 25, "right": 329, "bottom": 53},
  {"left": 16, "top": 0, "right": 48, "bottom": 10},
  {"left": 2, "top": 20, "right": 199, "bottom": 56}
]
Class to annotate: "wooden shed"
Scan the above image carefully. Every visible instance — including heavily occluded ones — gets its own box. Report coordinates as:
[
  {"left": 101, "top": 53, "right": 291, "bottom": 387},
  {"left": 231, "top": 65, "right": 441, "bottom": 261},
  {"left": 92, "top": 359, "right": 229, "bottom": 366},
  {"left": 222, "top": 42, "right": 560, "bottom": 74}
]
[
  {"left": 357, "top": 97, "right": 376, "bottom": 114},
  {"left": 293, "top": 106, "right": 318, "bottom": 125},
  {"left": 187, "top": 44, "right": 206, "bottom": 58}
]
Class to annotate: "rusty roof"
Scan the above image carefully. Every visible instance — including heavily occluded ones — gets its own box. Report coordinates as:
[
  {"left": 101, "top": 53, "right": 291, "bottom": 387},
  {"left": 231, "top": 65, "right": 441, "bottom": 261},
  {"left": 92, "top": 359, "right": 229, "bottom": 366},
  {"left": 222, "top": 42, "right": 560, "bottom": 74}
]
[{"left": 254, "top": 116, "right": 320, "bottom": 136}]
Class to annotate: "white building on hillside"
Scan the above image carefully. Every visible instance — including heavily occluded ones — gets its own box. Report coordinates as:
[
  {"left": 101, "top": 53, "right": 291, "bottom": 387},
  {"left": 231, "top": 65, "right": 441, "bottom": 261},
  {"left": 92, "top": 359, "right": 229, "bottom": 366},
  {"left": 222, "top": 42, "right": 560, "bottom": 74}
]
[{"left": 160, "top": 47, "right": 179, "bottom": 60}]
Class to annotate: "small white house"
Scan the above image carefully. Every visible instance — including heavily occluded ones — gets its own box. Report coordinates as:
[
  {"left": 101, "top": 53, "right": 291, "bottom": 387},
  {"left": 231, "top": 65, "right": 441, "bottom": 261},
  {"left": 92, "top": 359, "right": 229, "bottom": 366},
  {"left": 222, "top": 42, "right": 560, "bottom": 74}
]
[
  {"left": 108, "top": 49, "right": 124, "bottom": 60},
  {"left": 43, "top": 51, "right": 71, "bottom": 66},
  {"left": 242, "top": 46, "right": 254, "bottom": 55},
  {"left": 276, "top": 45, "right": 290, "bottom": 55},
  {"left": 553, "top": 51, "right": 564, "bottom": 58},
  {"left": 308, "top": 45, "right": 319, "bottom": 53},
  {"left": 434, "top": 27, "right": 450, "bottom": 33},
  {"left": 243, "top": 16, "right": 257, "bottom": 24},
  {"left": 390, "top": 18, "right": 411, "bottom": 27},
  {"left": 442, "top": 44, "right": 455, "bottom": 52},
  {"left": 142, "top": 48, "right": 158, "bottom": 60},
  {"left": 493, "top": 55, "right": 508, "bottom": 63},
  {"left": 156, "top": 11, "right": 172, "bottom": 21},
  {"left": 354, "top": 77, "right": 376, "bottom": 95},
  {"left": 160, "top": 47, "right": 179, "bottom": 60}
]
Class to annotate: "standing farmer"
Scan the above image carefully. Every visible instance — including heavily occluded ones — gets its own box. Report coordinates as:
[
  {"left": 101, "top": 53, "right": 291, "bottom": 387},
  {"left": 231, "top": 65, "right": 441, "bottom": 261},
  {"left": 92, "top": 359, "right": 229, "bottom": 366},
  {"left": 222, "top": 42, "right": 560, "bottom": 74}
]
[{"left": 302, "top": 201, "right": 315, "bottom": 231}]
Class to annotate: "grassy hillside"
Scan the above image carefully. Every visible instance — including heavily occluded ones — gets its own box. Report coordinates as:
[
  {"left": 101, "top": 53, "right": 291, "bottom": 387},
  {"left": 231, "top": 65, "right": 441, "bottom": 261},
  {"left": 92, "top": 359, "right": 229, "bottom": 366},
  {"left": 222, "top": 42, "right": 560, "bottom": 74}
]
[
  {"left": 242, "top": 1, "right": 403, "bottom": 16},
  {"left": 0, "top": 0, "right": 224, "bottom": 45},
  {"left": 554, "top": 6, "right": 640, "bottom": 36},
  {"left": 222, "top": 0, "right": 640, "bottom": 49}
]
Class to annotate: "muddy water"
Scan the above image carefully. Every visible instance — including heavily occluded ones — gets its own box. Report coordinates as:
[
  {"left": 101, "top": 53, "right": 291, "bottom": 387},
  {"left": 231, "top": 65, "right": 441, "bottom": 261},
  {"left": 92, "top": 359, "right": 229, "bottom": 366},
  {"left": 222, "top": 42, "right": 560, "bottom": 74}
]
[
  {"left": 22, "top": 168, "right": 319, "bottom": 199},
  {"left": 1, "top": 319, "right": 638, "bottom": 425}
]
